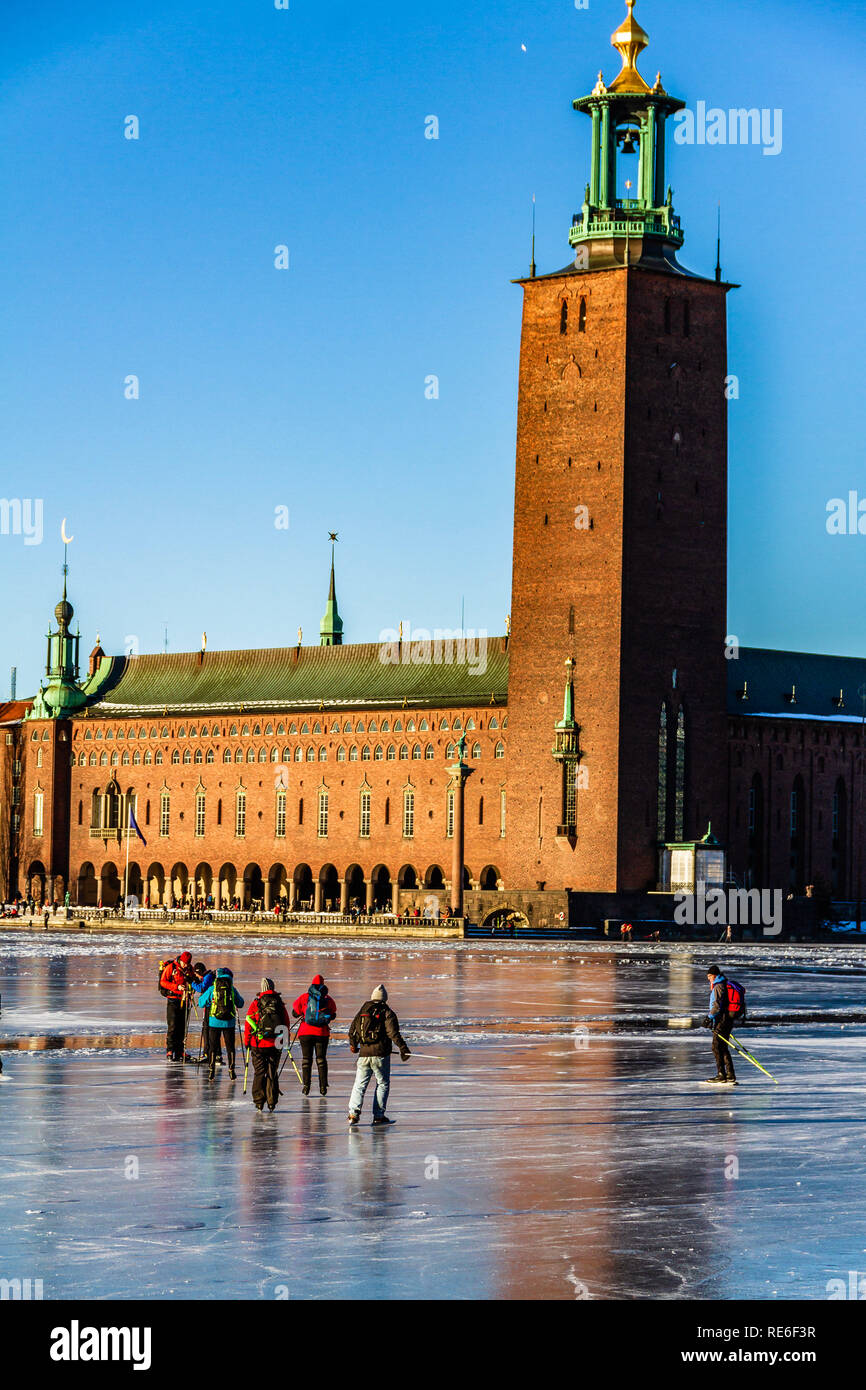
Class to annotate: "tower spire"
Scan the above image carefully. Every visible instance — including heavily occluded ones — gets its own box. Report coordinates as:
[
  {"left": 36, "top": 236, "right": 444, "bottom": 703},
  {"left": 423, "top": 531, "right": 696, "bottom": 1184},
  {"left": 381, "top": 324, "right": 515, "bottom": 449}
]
[
  {"left": 319, "top": 532, "right": 344, "bottom": 646},
  {"left": 715, "top": 202, "right": 722, "bottom": 282}
]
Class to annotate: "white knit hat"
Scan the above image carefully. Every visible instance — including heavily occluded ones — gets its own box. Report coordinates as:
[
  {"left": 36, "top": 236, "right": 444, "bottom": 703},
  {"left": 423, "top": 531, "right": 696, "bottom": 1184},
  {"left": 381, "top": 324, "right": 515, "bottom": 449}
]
[{"left": 371, "top": 984, "right": 388, "bottom": 1002}]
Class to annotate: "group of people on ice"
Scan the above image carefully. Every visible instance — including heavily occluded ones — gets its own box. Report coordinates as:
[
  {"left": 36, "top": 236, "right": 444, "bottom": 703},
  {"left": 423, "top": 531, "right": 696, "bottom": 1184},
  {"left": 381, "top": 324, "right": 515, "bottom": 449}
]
[{"left": 158, "top": 952, "right": 412, "bottom": 1122}]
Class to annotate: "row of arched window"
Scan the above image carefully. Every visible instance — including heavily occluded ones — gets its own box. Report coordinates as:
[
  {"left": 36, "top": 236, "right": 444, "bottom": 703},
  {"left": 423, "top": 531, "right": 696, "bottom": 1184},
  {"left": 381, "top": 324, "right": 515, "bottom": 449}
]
[
  {"left": 74, "top": 714, "right": 507, "bottom": 742},
  {"left": 74, "top": 740, "right": 506, "bottom": 768},
  {"left": 560, "top": 297, "right": 587, "bottom": 335}
]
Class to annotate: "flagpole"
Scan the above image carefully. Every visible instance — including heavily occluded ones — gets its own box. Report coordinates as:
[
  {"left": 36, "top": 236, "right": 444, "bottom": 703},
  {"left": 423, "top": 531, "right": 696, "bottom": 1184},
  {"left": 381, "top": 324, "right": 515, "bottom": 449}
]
[{"left": 124, "top": 801, "right": 131, "bottom": 915}]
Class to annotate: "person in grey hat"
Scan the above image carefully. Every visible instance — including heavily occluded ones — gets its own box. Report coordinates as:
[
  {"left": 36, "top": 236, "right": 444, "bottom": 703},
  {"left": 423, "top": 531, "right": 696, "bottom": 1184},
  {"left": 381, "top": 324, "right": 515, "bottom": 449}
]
[{"left": 347, "top": 985, "right": 411, "bottom": 1126}]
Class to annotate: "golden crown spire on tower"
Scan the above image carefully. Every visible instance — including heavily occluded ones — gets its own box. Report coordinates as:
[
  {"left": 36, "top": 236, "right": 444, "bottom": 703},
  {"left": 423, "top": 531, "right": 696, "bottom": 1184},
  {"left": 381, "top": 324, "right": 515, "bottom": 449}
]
[{"left": 608, "top": 0, "right": 651, "bottom": 93}]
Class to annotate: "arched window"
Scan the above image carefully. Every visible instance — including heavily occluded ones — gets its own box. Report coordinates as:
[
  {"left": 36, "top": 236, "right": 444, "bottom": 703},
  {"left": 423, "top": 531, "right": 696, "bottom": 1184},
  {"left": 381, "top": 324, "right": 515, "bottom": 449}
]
[
  {"left": 206, "top": 748, "right": 214, "bottom": 765},
  {"left": 194, "top": 749, "right": 203, "bottom": 764},
  {"left": 183, "top": 749, "right": 192, "bottom": 764},
  {"left": 412, "top": 744, "right": 422, "bottom": 760},
  {"left": 275, "top": 789, "right": 287, "bottom": 838},
  {"left": 359, "top": 788, "right": 371, "bottom": 838},
  {"left": 402, "top": 788, "right": 415, "bottom": 838},
  {"left": 33, "top": 789, "right": 44, "bottom": 837},
  {"left": 446, "top": 742, "right": 456, "bottom": 760},
  {"left": 160, "top": 790, "right": 170, "bottom": 837},
  {"left": 270, "top": 747, "right": 280, "bottom": 762},
  {"left": 259, "top": 748, "right": 268, "bottom": 763},
  {"left": 424, "top": 745, "right": 434, "bottom": 760},
  {"left": 195, "top": 791, "right": 206, "bottom": 838},
  {"left": 361, "top": 745, "right": 371, "bottom": 761},
  {"left": 386, "top": 745, "right": 396, "bottom": 761},
  {"left": 319, "top": 747, "right": 328, "bottom": 761},
  {"left": 349, "top": 746, "right": 359, "bottom": 762},
  {"left": 374, "top": 744, "right": 383, "bottom": 761},
  {"left": 317, "top": 787, "right": 329, "bottom": 838},
  {"left": 235, "top": 788, "right": 246, "bottom": 837},
  {"left": 578, "top": 296, "right": 587, "bottom": 333},
  {"left": 494, "top": 741, "right": 505, "bottom": 759},
  {"left": 399, "top": 745, "right": 409, "bottom": 761},
  {"left": 294, "top": 747, "right": 303, "bottom": 762},
  {"left": 337, "top": 746, "right": 346, "bottom": 762},
  {"left": 223, "top": 749, "right": 232, "bottom": 764},
  {"left": 306, "top": 747, "right": 316, "bottom": 762},
  {"left": 472, "top": 742, "right": 482, "bottom": 760},
  {"left": 560, "top": 300, "right": 568, "bottom": 334}
]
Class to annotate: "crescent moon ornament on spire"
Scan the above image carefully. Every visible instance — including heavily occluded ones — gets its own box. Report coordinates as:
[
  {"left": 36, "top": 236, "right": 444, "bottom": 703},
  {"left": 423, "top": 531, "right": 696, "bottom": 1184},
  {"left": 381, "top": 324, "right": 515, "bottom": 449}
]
[{"left": 60, "top": 518, "right": 74, "bottom": 545}]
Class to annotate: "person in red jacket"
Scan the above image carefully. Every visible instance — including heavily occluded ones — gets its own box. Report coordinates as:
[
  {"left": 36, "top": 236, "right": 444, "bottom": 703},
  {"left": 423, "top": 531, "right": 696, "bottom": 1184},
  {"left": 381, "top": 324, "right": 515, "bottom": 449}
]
[
  {"left": 158, "top": 950, "right": 194, "bottom": 1061},
  {"left": 243, "top": 977, "right": 291, "bottom": 1112},
  {"left": 292, "top": 974, "right": 337, "bottom": 1097}
]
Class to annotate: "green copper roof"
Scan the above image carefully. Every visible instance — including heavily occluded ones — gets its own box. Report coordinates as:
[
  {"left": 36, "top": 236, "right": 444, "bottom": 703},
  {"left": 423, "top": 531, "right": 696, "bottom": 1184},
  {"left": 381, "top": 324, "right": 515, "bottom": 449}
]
[
  {"left": 85, "top": 639, "right": 509, "bottom": 717},
  {"left": 727, "top": 648, "right": 866, "bottom": 721}
]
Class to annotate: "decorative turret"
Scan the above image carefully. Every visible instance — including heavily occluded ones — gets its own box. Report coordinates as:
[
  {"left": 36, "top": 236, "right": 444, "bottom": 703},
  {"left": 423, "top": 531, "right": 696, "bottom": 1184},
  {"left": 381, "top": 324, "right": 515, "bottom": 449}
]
[
  {"left": 552, "top": 658, "right": 583, "bottom": 847},
  {"left": 319, "top": 532, "right": 344, "bottom": 646},
  {"left": 569, "top": 0, "right": 686, "bottom": 271},
  {"left": 28, "top": 551, "right": 87, "bottom": 719}
]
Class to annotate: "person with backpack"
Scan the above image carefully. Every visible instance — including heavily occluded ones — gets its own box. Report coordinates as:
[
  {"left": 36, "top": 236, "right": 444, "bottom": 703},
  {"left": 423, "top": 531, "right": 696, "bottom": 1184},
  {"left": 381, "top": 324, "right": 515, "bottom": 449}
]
[
  {"left": 243, "top": 977, "right": 291, "bottom": 1112},
  {"left": 158, "top": 951, "right": 195, "bottom": 1061},
  {"left": 701, "top": 964, "right": 746, "bottom": 1085},
  {"left": 347, "top": 985, "right": 411, "bottom": 1126},
  {"left": 291, "top": 974, "right": 337, "bottom": 1096},
  {"left": 191, "top": 961, "right": 215, "bottom": 1063},
  {"left": 197, "top": 968, "right": 244, "bottom": 1080}
]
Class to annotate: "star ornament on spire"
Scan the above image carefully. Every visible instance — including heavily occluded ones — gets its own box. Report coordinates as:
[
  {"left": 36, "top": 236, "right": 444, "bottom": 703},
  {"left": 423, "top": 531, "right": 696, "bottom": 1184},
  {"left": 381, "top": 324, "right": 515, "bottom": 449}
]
[{"left": 328, "top": 531, "right": 338, "bottom": 543}]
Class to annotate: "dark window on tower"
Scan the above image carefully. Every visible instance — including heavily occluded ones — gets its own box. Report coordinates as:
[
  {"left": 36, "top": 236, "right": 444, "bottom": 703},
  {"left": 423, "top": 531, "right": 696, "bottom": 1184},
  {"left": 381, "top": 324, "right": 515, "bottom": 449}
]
[
  {"left": 560, "top": 300, "right": 568, "bottom": 334},
  {"left": 664, "top": 298, "right": 672, "bottom": 335},
  {"left": 77, "top": 800, "right": 83, "bottom": 825},
  {"left": 145, "top": 799, "right": 151, "bottom": 826},
  {"left": 385, "top": 796, "right": 390, "bottom": 826},
  {"left": 657, "top": 703, "right": 668, "bottom": 842},
  {"left": 216, "top": 797, "right": 222, "bottom": 826},
  {"left": 298, "top": 797, "right": 304, "bottom": 826},
  {"left": 568, "top": 605, "right": 575, "bottom": 635},
  {"left": 479, "top": 796, "right": 484, "bottom": 826},
  {"left": 578, "top": 297, "right": 587, "bottom": 332},
  {"left": 674, "top": 707, "right": 686, "bottom": 839}
]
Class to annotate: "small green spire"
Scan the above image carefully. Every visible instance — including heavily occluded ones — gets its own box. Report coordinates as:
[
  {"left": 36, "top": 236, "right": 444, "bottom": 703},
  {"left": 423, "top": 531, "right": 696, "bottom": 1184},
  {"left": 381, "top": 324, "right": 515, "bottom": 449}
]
[
  {"left": 556, "top": 657, "right": 577, "bottom": 729},
  {"left": 319, "top": 532, "right": 344, "bottom": 646}
]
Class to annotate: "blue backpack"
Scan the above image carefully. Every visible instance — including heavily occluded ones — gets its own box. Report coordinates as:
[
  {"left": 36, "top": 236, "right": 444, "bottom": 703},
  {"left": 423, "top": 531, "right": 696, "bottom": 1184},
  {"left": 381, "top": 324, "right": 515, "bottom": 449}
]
[{"left": 305, "top": 984, "right": 328, "bottom": 1026}]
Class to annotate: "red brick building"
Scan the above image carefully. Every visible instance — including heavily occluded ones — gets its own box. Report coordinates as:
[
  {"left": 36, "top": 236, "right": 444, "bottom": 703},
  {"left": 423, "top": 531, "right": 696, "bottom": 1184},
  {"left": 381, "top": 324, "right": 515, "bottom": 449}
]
[{"left": 2, "top": 4, "right": 864, "bottom": 926}]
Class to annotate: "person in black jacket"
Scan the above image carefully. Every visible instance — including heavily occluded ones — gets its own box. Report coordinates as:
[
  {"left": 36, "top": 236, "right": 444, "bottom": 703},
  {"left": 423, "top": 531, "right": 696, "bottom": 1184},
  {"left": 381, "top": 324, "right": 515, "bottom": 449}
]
[
  {"left": 347, "top": 985, "right": 411, "bottom": 1126},
  {"left": 702, "top": 964, "right": 737, "bottom": 1085}
]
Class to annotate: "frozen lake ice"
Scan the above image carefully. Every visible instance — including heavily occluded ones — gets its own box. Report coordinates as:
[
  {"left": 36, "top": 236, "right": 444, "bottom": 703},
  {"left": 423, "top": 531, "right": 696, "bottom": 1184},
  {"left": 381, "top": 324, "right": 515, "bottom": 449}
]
[{"left": 1, "top": 931, "right": 864, "bottom": 1300}]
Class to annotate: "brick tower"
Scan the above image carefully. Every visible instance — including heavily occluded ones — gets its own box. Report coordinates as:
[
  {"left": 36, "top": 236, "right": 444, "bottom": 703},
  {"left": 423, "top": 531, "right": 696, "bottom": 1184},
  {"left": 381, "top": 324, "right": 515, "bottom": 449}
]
[{"left": 505, "top": 1, "right": 732, "bottom": 896}]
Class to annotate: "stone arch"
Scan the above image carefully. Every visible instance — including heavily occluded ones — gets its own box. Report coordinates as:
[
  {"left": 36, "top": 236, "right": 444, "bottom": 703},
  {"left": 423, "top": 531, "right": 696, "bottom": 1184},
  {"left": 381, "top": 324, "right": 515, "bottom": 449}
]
[
  {"left": 77, "top": 861, "right": 98, "bottom": 906},
  {"left": 169, "top": 862, "right": 189, "bottom": 907},
  {"left": 482, "top": 906, "right": 528, "bottom": 931},
  {"left": 126, "top": 860, "right": 144, "bottom": 904},
  {"left": 267, "top": 863, "right": 289, "bottom": 908},
  {"left": 145, "top": 862, "right": 165, "bottom": 908},
  {"left": 100, "top": 861, "right": 121, "bottom": 907},
  {"left": 318, "top": 862, "right": 339, "bottom": 911},
  {"left": 217, "top": 862, "right": 237, "bottom": 908},
  {"left": 371, "top": 863, "right": 392, "bottom": 911},
  {"left": 193, "top": 862, "right": 213, "bottom": 902},
  {"left": 345, "top": 863, "right": 365, "bottom": 910},
  {"left": 26, "top": 860, "right": 47, "bottom": 905},
  {"left": 293, "top": 862, "right": 314, "bottom": 910},
  {"left": 479, "top": 864, "right": 501, "bottom": 891},
  {"left": 398, "top": 863, "right": 419, "bottom": 889},
  {"left": 243, "top": 863, "right": 264, "bottom": 909},
  {"left": 424, "top": 864, "right": 445, "bottom": 889}
]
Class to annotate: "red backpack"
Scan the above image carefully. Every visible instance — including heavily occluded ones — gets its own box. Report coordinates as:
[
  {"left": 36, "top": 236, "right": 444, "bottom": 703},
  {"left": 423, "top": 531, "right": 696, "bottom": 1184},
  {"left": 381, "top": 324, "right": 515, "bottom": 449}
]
[{"left": 725, "top": 979, "right": 746, "bottom": 1017}]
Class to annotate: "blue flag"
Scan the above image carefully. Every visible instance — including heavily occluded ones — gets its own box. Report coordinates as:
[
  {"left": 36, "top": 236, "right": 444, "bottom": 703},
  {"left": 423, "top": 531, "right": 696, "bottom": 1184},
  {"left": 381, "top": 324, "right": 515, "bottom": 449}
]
[{"left": 129, "top": 807, "right": 147, "bottom": 846}]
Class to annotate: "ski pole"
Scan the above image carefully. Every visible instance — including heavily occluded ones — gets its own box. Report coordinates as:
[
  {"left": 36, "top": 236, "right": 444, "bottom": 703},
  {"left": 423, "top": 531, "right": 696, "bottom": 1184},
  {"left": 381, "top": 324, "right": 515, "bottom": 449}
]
[
  {"left": 242, "top": 1037, "right": 251, "bottom": 1094},
  {"left": 278, "top": 1021, "right": 302, "bottom": 1080},
  {"left": 726, "top": 1032, "right": 778, "bottom": 1084}
]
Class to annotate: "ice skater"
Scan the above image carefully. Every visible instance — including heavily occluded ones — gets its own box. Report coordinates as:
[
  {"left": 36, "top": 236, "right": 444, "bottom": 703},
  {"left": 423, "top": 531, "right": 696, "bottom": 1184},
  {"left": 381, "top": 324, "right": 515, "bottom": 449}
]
[
  {"left": 347, "top": 985, "right": 411, "bottom": 1127},
  {"left": 197, "top": 967, "right": 244, "bottom": 1080},
  {"left": 292, "top": 973, "right": 337, "bottom": 1096},
  {"left": 244, "top": 977, "right": 291, "bottom": 1112},
  {"left": 701, "top": 964, "right": 746, "bottom": 1086},
  {"left": 158, "top": 950, "right": 195, "bottom": 1061}
]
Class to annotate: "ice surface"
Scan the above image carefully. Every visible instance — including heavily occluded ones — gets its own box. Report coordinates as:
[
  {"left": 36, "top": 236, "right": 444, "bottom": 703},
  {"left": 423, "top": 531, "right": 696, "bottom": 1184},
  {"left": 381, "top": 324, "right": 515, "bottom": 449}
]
[{"left": 1, "top": 932, "right": 865, "bottom": 1300}]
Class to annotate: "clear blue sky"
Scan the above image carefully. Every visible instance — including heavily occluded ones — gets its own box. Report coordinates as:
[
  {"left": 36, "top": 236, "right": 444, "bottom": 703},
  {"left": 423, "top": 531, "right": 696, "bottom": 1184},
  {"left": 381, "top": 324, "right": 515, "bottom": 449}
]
[{"left": 1, "top": 0, "right": 864, "bottom": 696}]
